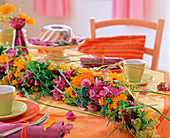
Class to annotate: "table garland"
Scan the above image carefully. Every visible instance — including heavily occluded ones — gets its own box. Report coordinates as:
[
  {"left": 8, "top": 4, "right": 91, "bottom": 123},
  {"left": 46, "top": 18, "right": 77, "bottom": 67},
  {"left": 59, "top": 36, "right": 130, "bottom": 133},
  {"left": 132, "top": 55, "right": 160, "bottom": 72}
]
[{"left": 0, "top": 46, "right": 170, "bottom": 138}]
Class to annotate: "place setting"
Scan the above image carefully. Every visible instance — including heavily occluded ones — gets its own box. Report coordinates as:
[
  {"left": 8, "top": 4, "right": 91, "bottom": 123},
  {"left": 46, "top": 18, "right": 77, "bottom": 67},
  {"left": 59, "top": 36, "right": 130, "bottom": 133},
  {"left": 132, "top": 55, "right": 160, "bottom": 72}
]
[
  {"left": 0, "top": 85, "right": 39, "bottom": 123},
  {"left": 119, "top": 59, "right": 154, "bottom": 86}
]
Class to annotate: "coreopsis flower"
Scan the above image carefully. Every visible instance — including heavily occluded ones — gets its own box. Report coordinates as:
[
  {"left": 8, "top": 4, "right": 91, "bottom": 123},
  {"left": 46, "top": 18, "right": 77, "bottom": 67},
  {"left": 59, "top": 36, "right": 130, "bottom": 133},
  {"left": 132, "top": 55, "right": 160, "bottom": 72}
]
[
  {"left": 47, "top": 64, "right": 55, "bottom": 70},
  {"left": 0, "top": 4, "right": 15, "bottom": 15},
  {"left": 65, "top": 110, "right": 76, "bottom": 121}
]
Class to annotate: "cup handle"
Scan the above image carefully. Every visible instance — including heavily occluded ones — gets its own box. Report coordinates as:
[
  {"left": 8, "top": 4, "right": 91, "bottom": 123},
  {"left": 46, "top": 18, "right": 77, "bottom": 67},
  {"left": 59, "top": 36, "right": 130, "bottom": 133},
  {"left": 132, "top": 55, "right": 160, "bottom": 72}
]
[{"left": 118, "top": 61, "right": 124, "bottom": 71}]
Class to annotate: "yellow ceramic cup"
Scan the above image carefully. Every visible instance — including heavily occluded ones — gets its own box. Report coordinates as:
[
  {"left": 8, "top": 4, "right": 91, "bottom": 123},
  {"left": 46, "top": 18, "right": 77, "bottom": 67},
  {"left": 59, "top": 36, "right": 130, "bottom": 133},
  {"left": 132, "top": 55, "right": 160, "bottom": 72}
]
[
  {"left": 0, "top": 85, "right": 16, "bottom": 116},
  {"left": 0, "top": 28, "right": 14, "bottom": 46},
  {"left": 119, "top": 59, "right": 145, "bottom": 83}
]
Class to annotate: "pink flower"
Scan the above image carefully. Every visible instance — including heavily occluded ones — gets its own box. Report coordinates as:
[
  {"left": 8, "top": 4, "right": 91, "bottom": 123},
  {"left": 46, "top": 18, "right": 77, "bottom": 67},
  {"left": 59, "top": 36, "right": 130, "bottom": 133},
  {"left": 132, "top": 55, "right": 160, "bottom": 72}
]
[
  {"left": 65, "top": 110, "right": 76, "bottom": 121},
  {"left": 99, "top": 87, "right": 110, "bottom": 98},
  {"left": 87, "top": 104, "right": 98, "bottom": 112},
  {"left": 139, "top": 89, "right": 148, "bottom": 95},
  {"left": 62, "top": 123, "right": 73, "bottom": 134},
  {"left": 10, "top": 17, "right": 25, "bottom": 29},
  {"left": 81, "top": 79, "right": 91, "bottom": 87},
  {"left": 110, "top": 87, "right": 120, "bottom": 96},
  {"left": 167, "top": 84, "right": 170, "bottom": 88},
  {"left": 18, "top": 91, "right": 25, "bottom": 97},
  {"left": 34, "top": 79, "right": 40, "bottom": 86},
  {"left": 51, "top": 89, "right": 63, "bottom": 101},
  {"left": 6, "top": 49, "right": 16, "bottom": 57},
  {"left": 38, "top": 60, "right": 46, "bottom": 64},
  {"left": 119, "top": 86, "right": 126, "bottom": 92}
]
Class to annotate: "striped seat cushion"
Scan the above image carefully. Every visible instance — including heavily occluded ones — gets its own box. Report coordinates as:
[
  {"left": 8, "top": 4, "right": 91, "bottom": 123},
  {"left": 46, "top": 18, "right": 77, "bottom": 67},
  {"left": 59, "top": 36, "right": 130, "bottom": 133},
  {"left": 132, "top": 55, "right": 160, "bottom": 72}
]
[{"left": 78, "top": 35, "right": 145, "bottom": 59}]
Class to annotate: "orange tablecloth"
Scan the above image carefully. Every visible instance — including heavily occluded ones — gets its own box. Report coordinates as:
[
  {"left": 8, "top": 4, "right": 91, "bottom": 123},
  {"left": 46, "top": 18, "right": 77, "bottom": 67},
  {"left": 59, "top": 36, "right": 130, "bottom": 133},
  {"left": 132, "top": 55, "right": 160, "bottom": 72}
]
[{"left": 14, "top": 49, "right": 170, "bottom": 137}]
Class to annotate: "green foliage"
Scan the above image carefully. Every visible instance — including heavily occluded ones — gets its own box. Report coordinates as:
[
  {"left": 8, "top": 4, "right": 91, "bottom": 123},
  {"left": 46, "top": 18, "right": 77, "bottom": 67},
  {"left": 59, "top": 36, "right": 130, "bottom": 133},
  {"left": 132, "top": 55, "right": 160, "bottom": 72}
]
[{"left": 0, "top": 46, "right": 3, "bottom": 55}]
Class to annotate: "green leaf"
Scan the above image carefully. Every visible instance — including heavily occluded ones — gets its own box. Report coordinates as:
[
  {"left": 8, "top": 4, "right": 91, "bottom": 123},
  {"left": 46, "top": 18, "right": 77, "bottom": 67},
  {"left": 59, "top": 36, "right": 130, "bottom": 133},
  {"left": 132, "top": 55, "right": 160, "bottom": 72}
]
[
  {"left": 0, "top": 46, "right": 4, "bottom": 55},
  {"left": 150, "top": 106, "right": 170, "bottom": 121},
  {"left": 105, "top": 98, "right": 112, "bottom": 104}
]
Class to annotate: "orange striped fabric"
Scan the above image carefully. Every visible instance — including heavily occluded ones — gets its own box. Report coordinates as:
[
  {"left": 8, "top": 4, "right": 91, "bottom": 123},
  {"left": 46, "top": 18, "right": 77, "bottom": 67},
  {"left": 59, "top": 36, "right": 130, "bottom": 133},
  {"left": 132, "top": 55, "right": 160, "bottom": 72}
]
[{"left": 78, "top": 35, "right": 145, "bottom": 59}]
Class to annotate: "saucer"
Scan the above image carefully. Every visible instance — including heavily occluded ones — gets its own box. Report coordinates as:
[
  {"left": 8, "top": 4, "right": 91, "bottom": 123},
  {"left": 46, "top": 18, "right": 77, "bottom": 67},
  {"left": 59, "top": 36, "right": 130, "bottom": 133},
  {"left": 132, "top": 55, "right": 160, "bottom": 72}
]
[
  {"left": 122, "top": 73, "right": 154, "bottom": 86},
  {"left": 0, "top": 101, "right": 28, "bottom": 121}
]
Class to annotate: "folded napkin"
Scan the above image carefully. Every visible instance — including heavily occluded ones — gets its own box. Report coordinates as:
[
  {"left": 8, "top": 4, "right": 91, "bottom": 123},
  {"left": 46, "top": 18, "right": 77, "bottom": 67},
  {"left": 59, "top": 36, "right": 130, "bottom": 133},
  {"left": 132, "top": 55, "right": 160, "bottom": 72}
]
[
  {"left": 0, "top": 121, "right": 64, "bottom": 138},
  {"left": 78, "top": 35, "right": 145, "bottom": 59},
  {"left": 80, "top": 57, "right": 124, "bottom": 68}
]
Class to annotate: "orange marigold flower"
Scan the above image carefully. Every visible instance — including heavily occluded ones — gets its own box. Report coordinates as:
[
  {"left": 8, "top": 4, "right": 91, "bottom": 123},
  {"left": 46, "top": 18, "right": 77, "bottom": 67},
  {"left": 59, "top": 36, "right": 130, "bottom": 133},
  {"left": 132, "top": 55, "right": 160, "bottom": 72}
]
[
  {"left": 108, "top": 102, "right": 118, "bottom": 110},
  {"left": 70, "top": 68, "right": 95, "bottom": 89},
  {"left": 145, "top": 108, "right": 153, "bottom": 121},
  {"left": 18, "top": 12, "right": 35, "bottom": 26},
  {"left": 117, "top": 75, "right": 124, "bottom": 82},
  {"left": 117, "top": 94, "right": 127, "bottom": 101},
  {"left": 2, "top": 71, "right": 13, "bottom": 85},
  {"left": 99, "top": 99, "right": 106, "bottom": 105},
  {"left": 0, "top": 4, "right": 15, "bottom": 15},
  {"left": 12, "top": 80, "right": 18, "bottom": 85},
  {"left": 47, "top": 64, "right": 55, "bottom": 70},
  {"left": 112, "top": 97, "right": 119, "bottom": 104}
]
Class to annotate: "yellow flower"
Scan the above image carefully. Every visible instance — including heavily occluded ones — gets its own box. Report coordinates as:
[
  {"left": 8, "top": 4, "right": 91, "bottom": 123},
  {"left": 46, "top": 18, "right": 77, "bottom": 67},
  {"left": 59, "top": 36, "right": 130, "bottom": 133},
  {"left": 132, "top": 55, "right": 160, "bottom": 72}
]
[
  {"left": 99, "top": 99, "right": 106, "bottom": 105},
  {"left": 68, "top": 87, "right": 76, "bottom": 98},
  {"left": 47, "top": 64, "right": 55, "bottom": 70},
  {"left": 12, "top": 80, "right": 18, "bottom": 85},
  {"left": 18, "top": 12, "right": 35, "bottom": 26},
  {"left": 25, "top": 54, "right": 32, "bottom": 62},
  {"left": 57, "top": 63, "right": 70, "bottom": 72},
  {"left": 117, "top": 75, "right": 124, "bottom": 82},
  {"left": 109, "top": 72, "right": 118, "bottom": 80},
  {"left": 0, "top": 4, "right": 15, "bottom": 15}
]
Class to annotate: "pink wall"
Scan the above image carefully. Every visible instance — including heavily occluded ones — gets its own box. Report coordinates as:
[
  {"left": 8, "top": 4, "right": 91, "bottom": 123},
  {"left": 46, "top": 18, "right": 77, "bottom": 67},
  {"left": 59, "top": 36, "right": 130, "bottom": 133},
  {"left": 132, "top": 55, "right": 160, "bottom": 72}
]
[{"left": 7, "top": 0, "right": 170, "bottom": 73}]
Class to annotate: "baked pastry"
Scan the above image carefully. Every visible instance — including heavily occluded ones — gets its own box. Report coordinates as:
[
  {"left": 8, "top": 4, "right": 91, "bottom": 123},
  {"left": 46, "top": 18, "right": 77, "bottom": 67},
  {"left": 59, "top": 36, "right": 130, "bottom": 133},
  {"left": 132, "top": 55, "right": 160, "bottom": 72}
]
[{"left": 38, "top": 24, "right": 73, "bottom": 43}]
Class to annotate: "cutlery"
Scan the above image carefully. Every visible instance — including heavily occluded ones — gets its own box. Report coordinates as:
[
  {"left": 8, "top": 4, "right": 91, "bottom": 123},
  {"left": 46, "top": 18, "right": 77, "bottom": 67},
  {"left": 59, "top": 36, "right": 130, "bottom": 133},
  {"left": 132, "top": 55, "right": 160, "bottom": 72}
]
[{"left": 0, "top": 113, "right": 49, "bottom": 137}]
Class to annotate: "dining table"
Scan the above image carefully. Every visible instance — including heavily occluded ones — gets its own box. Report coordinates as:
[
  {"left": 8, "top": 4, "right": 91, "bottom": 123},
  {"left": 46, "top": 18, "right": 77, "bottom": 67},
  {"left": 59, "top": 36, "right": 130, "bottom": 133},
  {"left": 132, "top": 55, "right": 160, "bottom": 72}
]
[{"left": 0, "top": 48, "right": 170, "bottom": 138}]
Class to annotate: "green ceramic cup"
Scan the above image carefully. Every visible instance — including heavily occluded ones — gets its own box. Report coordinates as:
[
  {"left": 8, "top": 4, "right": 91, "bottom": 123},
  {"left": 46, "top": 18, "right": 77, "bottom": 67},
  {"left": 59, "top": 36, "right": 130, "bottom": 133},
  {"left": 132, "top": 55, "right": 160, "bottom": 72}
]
[
  {"left": 119, "top": 59, "right": 145, "bottom": 83},
  {"left": 0, "top": 85, "right": 16, "bottom": 116}
]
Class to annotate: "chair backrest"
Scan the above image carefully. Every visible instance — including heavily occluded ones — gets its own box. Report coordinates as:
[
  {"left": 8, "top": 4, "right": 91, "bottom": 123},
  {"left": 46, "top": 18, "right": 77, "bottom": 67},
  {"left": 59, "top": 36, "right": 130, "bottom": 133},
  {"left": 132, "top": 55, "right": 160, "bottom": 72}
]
[{"left": 90, "top": 18, "right": 164, "bottom": 70}]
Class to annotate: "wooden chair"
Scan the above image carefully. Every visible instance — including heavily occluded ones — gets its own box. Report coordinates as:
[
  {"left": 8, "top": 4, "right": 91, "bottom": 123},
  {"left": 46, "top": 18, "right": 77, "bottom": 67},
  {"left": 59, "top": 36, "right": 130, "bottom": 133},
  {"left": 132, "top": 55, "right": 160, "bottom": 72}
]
[{"left": 90, "top": 18, "right": 164, "bottom": 70}]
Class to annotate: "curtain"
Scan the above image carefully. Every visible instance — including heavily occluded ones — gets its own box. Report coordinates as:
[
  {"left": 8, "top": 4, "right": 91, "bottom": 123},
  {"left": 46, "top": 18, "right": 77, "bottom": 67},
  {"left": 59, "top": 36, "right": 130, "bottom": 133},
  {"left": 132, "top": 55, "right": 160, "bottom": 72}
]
[
  {"left": 112, "top": 0, "right": 148, "bottom": 19},
  {"left": 34, "top": 0, "right": 69, "bottom": 17}
]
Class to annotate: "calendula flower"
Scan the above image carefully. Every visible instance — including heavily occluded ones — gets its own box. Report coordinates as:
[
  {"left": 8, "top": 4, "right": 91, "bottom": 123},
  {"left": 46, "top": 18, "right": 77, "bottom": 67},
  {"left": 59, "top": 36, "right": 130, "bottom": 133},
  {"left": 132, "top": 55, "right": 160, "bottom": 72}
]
[
  {"left": 117, "top": 94, "right": 127, "bottom": 101},
  {"left": 99, "top": 99, "right": 106, "bottom": 105},
  {"left": 47, "top": 64, "right": 55, "bottom": 70},
  {"left": 0, "top": 4, "right": 15, "bottom": 15}
]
